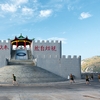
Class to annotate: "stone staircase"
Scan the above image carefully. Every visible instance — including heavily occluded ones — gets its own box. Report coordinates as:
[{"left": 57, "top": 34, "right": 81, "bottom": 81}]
[
  {"left": 0, "top": 60, "right": 66, "bottom": 83},
  {"left": 8, "top": 59, "right": 35, "bottom": 65}
]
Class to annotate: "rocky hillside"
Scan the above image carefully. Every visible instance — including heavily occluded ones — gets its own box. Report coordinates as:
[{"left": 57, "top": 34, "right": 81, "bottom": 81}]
[{"left": 81, "top": 56, "right": 100, "bottom": 72}]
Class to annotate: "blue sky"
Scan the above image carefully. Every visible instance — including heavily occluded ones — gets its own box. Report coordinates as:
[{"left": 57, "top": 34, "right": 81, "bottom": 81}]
[{"left": 0, "top": 0, "right": 100, "bottom": 60}]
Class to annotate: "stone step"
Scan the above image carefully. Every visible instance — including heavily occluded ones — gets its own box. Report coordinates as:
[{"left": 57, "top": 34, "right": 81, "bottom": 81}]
[{"left": 8, "top": 60, "right": 35, "bottom": 65}]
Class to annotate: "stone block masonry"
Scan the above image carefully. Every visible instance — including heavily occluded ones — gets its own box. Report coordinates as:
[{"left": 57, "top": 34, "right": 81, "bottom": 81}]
[{"left": 37, "top": 55, "right": 81, "bottom": 79}]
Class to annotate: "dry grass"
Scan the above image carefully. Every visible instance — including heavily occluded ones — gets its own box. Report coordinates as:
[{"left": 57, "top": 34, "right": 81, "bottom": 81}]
[{"left": 81, "top": 56, "right": 100, "bottom": 72}]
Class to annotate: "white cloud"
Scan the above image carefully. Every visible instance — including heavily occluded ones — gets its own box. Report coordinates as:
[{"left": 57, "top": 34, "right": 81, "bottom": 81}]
[
  {"left": 79, "top": 12, "right": 92, "bottom": 20},
  {"left": 39, "top": 9, "right": 52, "bottom": 17},
  {"left": 54, "top": 4, "right": 63, "bottom": 10},
  {"left": 0, "top": 0, "right": 65, "bottom": 21},
  {"left": 62, "top": 32, "right": 66, "bottom": 34},
  {"left": 0, "top": 0, "right": 28, "bottom": 13},
  {"left": 0, "top": 0, "right": 75, "bottom": 22},
  {"left": 67, "top": 5, "right": 74, "bottom": 11},
  {"left": 0, "top": 3, "right": 17, "bottom": 12},
  {"left": 13, "top": 0, "right": 28, "bottom": 5},
  {"left": 33, "top": 0, "right": 37, "bottom": 3},
  {"left": 0, "top": 13, "right": 5, "bottom": 17},
  {"left": 22, "top": 7, "right": 33, "bottom": 15}
]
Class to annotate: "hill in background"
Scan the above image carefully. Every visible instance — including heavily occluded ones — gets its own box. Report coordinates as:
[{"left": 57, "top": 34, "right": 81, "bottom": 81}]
[{"left": 81, "top": 56, "right": 100, "bottom": 73}]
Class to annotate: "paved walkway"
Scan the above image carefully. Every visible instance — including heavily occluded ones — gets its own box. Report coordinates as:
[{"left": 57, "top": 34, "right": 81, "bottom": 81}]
[{"left": 0, "top": 79, "right": 100, "bottom": 100}]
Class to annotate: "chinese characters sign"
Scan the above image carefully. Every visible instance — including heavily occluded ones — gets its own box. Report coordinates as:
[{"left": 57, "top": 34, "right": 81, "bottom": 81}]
[
  {"left": 0, "top": 45, "right": 9, "bottom": 50},
  {"left": 34, "top": 46, "right": 57, "bottom": 51}
]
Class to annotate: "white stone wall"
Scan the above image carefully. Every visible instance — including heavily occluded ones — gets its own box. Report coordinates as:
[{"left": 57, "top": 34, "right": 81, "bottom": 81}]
[
  {"left": 0, "top": 40, "right": 11, "bottom": 67},
  {"left": 31, "top": 40, "right": 81, "bottom": 79},
  {"left": 37, "top": 55, "right": 81, "bottom": 79},
  {"left": 32, "top": 40, "right": 62, "bottom": 58}
]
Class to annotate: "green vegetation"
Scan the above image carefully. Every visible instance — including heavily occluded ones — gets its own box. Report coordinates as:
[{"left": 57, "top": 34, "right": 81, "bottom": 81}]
[{"left": 81, "top": 56, "right": 100, "bottom": 72}]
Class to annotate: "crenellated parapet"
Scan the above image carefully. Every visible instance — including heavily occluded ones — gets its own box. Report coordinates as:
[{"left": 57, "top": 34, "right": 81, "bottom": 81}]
[
  {"left": 34, "top": 40, "right": 61, "bottom": 43},
  {"left": 62, "top": 55, "right": 81, "bottom": 60},
  {"left": 0, "top": 40, "right": 10, "bottom": 44},
  {"left": 35, "top": 55, "right": 59, "bottom": 58},
  {"left": 35, "top": 54, "right": 81, "bottom": 60}
]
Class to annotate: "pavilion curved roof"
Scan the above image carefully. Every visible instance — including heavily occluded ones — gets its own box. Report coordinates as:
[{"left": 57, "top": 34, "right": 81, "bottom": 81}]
[{"left": 11, "top": 34, "right": 33, "bottom": 46}]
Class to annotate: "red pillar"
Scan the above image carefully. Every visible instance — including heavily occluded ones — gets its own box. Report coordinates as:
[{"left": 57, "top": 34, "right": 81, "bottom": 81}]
[
  {"left": 16, "top": 41, "right": 18, "bottom": 48},
  {"left": 24, "top": 41, "right": 26, "bottom": 49}
]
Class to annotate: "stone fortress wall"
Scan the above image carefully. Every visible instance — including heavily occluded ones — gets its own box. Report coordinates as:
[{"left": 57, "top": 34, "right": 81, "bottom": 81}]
[
  {"left": 31, "top": 40, "right": 81, "bottom": 79},
  {"left": 36, "top": 55, "right": 81, "bottom": 79},
  {"left": 0, "top": 39, "right": 81, "bottom": 79}
]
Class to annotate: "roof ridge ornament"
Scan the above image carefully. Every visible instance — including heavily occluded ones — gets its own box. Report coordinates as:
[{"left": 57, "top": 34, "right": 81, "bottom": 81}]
[{"left": 18, "top": 33, "right": 24, "bottom": 39}]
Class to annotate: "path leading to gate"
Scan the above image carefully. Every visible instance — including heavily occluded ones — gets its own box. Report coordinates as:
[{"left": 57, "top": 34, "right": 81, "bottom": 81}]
[{"left": 0, "top": 79, "right": 100, "bottom": 100}]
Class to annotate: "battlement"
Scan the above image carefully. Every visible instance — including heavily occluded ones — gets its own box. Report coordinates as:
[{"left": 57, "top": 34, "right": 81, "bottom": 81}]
[
  {"left": 34, "top": 40, "right": 61, "bottom": 43},
  {"left": 35, "top": 55, "right": 81, "bottom": 60},
  {"left": 0, "top": 40, "right": 10, "bottom": 43},
  {"left": 62, "top": 55, "right": 81, "bottom": 59},
  {"left": 36, "top": 55, "right": 59, "bottom": 58}
]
